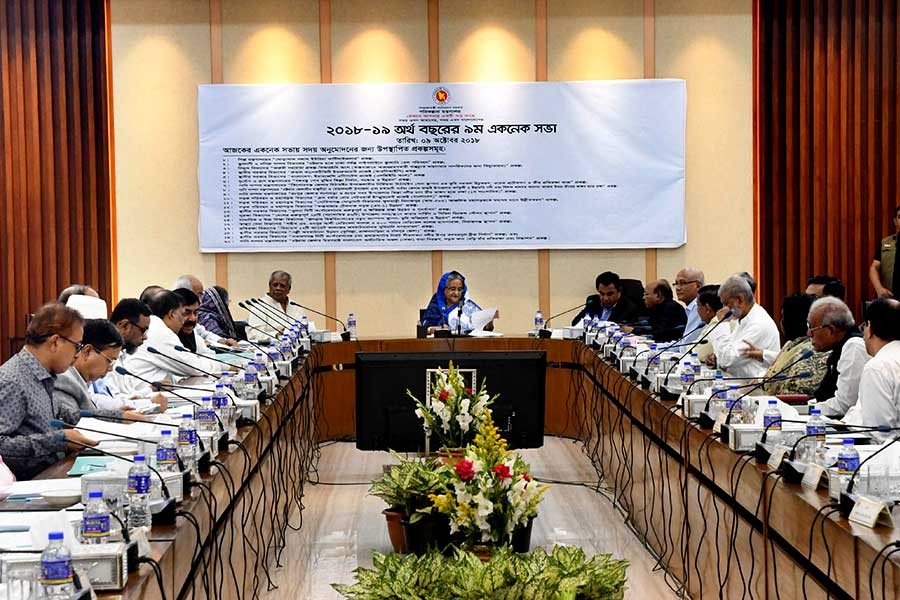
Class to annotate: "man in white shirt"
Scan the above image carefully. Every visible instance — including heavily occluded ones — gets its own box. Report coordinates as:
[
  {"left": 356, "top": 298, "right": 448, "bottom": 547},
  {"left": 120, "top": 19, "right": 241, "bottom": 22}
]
[
  {"left": 93, "top": 299, "right": 168, "bottom": 412},
  {"left": 856, "top": 298, "right": 900, "bottom": 436},
  {"left": 710, "top": 274, "right": 781, "bottom": 379},
  {"left": 172, "top": 288, "right": 217, "bottom": 358},
  {"left": 173, "top": 274, "right": 238, "bottom": 347},
  {"left": 674, "top": 267, "right": 705, "bottom": 343},
  {"left": 127, "top": 291, "right": 220, "bottom": 388},
  {"left": 247, "top": 271, "right": 307, "bottom": 341},
  {"left": 808, "top": 297, "right": 868, "bottom": 418}
]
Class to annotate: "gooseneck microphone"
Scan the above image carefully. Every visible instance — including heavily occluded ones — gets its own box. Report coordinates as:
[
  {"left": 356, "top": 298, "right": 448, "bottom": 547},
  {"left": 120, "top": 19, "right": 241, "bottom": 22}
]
[
  {"left": 174, "top": 345, "right": 239, "bottom": 370},
  {"left": 50, "top": 420, "right": 171, "bottom": 499},
  {"left": 662, "top": 311, "right": 733, "bottom": 385},
  {"left": 288, "top": 300, "right": 349, "bottom": 332},
  {"left": 722, "top": 349, "right": 815, "bottom": 425},
  {"left": 146, "top": 346, "right": 221, "bottom": 379},
  {"left": 249, "top": 298, "right": 295, "bottom": 329},
  {"left": 536, "top": 303, "right": 587, "bottom": 338},
  {"left": 237, "top": 302, "right": 285, "bottom": 337}
]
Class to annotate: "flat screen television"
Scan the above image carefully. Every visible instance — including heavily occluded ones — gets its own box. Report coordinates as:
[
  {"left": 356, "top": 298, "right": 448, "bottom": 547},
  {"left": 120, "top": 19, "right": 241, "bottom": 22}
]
[{"left": 355, "top": 351, "right": 546, "bottom": 452}]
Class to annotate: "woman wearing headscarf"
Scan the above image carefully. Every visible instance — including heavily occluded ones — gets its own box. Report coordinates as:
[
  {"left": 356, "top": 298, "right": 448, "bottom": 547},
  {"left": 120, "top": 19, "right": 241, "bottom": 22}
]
[
  {"left": 421, "top": 271, "right": 495, "bottom": 334},
  {"left": 198, "top": 286, "right": 241, "bottom": 340}
]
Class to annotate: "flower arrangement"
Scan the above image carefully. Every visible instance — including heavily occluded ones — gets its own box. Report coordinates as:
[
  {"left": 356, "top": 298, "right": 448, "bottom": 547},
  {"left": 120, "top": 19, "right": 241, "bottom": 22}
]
[
  {"left": 408, "top": 362, "right": 494, "bottom": 450},
  {"left": 427, "top": 412, "right": 549, "bottom": 546}
]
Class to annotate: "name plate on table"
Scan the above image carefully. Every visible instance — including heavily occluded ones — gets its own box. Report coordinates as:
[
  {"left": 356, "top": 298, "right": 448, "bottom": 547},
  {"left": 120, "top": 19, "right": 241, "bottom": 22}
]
[
  {"left": 801, "top": 464, "right": 827, "bottom": 490},
  {"left": 849, "top": 496, "right": 895, "bottom": 529},
  {"left": 713, "top": 411, "right": 728, "bottom": 433},
  {"left": 767, "top": 447, "right": 787, "bottom": 469}
]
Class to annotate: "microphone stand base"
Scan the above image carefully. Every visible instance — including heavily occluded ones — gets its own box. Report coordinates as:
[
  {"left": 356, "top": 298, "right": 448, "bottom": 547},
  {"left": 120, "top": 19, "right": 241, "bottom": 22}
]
[
  {"left": 719, "top": 424, "right": 732, "bottom": 445},
  {"left": 696, "top": 411, "right": 716, "bottom": 430},
  {"left": 126, "top": 539, "right": 139, "bottom": 573},
  {"left": 753, "top": 441, "right": 771, "bottom": 464},
  {"left": 838, "top": 491, "right": 856, "bottom": 517},
  {"left": 197, "top": 449, "right": 212, "bottom": 474},
  {"left": 151, "top": 497, "right": 177, "bottom": 526},
  {"left": 537, "top": 328, "right": 552, "bottom": 339},
  {"left": 780, "top": 459, "right": 805, "bottom": 484},
  {"left": 340, "top": 331, "right": 352, "bottom": 341},
  {"left": 217, "top": 430, "right": 230, "bottom": 453}
]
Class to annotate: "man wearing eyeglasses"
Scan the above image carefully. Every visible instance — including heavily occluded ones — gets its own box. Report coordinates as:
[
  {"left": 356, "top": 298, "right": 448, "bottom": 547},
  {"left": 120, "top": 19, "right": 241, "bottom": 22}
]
[
  {"left": 0, "top": 303, "right": 98, "bottom": 480},
  {"left": 674, "top": 268, "right": 705, "bottom": 343},
  {"left": 808, "top": 297, "right": 869, "bottom": 419},
  {"left": 94, "top": 298, "right": 168, "bottom": 413}
]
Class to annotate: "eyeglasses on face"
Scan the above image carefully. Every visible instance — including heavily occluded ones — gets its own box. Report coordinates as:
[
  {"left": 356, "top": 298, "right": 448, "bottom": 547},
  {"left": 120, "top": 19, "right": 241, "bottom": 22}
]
[
  {"left": 127, "top": 320, "right": 148, "bottom": 334},
  {"left": 674, "top": 280, "right": 700, "bottom": 287},
  {"left": 58, "top": 335, "right": 84, "bottom": 354}
]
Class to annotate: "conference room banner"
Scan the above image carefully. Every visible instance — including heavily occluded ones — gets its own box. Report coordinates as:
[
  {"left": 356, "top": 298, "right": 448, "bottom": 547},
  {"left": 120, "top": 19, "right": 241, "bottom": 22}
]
[{"left": 197, "top": 80, "right": 686, "bottom": 252}]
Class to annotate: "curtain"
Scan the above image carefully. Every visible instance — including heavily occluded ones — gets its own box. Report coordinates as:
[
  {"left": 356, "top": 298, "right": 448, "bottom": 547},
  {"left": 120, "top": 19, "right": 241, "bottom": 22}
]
[
  {"left": 755, "top": 0, "right": 899, "bottom": 321},
  {"left": 0, "top": 0, "right": 113, "bottom": 360}
]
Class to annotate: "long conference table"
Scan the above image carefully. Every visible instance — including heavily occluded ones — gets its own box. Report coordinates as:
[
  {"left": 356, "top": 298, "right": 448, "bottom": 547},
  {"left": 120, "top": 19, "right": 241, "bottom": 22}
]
[{"left": 34, "top": 337, "right": 900, "bottom": 600}]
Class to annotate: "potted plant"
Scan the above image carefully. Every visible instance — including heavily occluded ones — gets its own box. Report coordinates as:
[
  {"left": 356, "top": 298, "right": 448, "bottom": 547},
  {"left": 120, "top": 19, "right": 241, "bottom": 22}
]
[
  {"left": 369, "top": 452, "right": 449, "bottom": 554},
  {"left": 425, "top": 411, "right": 549, "bottom": 554},
  {"left": 408, "top": 361, "right": 495, "bottom": 459},
  {"left": 332, "top": 545, "right": 629, "bottom": 599}
]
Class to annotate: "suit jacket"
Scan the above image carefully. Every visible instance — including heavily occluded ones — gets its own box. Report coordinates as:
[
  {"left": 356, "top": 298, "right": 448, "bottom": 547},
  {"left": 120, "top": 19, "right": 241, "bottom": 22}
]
[
  {"left": 53, "top": 367, "right": 121, "bottom": 424},
  {"left": 630, "top": 299, "right": 688, "bottom": 342},
  {"left": 571, "top": 295, "right": 642, "bottom": 326}
]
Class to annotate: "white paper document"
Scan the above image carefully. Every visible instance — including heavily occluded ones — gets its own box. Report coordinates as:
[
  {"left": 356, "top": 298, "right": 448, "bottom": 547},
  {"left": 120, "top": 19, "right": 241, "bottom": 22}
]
[{"left": 470, "top": 307, "right": 498, "bottom": 332}]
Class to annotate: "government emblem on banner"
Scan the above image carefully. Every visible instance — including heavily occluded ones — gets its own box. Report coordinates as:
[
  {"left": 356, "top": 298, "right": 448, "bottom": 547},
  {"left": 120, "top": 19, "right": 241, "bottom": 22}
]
[{"left": 433, "top": 87, "right": 449, "bottom": 104}]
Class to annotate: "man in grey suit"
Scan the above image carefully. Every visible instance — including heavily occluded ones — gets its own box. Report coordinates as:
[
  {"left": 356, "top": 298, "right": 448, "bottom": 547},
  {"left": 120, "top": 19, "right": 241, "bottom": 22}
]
[{"left": 53, "top": 319, "right": 147, "bottom": 424}]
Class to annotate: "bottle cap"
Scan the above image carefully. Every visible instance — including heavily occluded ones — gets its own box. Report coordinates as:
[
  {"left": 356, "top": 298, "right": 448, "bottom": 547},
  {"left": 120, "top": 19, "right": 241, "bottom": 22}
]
[
  {"left": 202, "top": 396, "right": 212, "bottom": 402},
  {"left": 810, "top": 409, "right": 821, "bottom": 415},
  {"left": 48, "top": 532, "right": 64, "bottom": 541},
  {"left": 768, "top": 399, "right": 777, "bottom": 405},
  {"left": 843, "top": 439, "right": 854, "bottom": 445},
  {"left": 161, "top": 429, "right": 171, "bottom": 436},
  {"left": 133, "top": 455, "right": 145, "bottom": 462},
  {"left": 88, "top": 490, "right": 103, "bottom": 499},
  {"left": 183, "top": 413, "right": 193, "bottom": 418}
]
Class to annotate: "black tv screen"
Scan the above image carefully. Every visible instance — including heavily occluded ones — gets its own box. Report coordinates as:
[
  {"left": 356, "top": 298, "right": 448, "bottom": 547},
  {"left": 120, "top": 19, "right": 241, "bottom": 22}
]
[{"left": 355, "top": 351, "right": 546, "bottom": 452}]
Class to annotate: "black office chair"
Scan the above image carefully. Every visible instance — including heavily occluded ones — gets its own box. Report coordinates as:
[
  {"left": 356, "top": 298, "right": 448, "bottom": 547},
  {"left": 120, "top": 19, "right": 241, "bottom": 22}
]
[{"left": 620, "top": 278, "right": 649, "bottom": 317}]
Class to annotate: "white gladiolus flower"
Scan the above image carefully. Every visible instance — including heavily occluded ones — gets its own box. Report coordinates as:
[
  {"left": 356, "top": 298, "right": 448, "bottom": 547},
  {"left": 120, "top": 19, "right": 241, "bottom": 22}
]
[{"left": 456, "top": 413, "right": 473, "bottom": 432}]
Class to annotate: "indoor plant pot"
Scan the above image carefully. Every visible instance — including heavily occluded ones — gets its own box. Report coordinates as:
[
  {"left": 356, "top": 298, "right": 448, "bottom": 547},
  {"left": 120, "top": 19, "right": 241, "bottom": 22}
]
[
  {"left": 382, "top": 508, "right": 408, "bottom": 554},
  {"left": 401, "top": 512, "right": 451, "bottom": 555}
]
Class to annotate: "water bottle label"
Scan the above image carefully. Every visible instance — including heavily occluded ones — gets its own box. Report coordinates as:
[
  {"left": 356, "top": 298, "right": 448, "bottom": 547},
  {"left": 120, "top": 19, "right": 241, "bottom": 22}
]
[
  {"left": 157, "top": 446, "right": 178, "bottom": 466},
  {"left": 198, "top": 408, "right": 216, "bottom": 423},
  {"left": 127, "top": 473, "right": 151, "bottom": 494},
  {"left": 214, "top": 395, "right": 228, "bottom": 409},
  {"left": 40, "top": 560, "right": 73, "bottom": 585},
  {"left": 726, "top": 398, "right": 742, "bottom": 411},
  {"left": 814, "top": 425, "right": 826, "bottom": 442},
  {"left": 179, "top": 429, "right": 197, "bottom": 446},
  {"left": 82, "top": 515, "right": 110, "bottom": 538},
  {"left": 763, "top": 415, "right": 781, "bottom": 429},
  {"left": 680, "top": 371, "right": 694, "bottom": 385},
  {"left": 692, "top": 364, "right": 701, "bottom": 375},
  {"left": 244, "top": 373, "right": 257, "bottom": 383},
  {"left": 838, "top": 454, "right": 859, "bottom": 475}
]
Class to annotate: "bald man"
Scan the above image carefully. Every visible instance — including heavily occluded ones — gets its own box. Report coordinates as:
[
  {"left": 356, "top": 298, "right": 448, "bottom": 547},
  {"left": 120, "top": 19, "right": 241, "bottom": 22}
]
[{"left": 675, "top": 267, "right": 705, "bottom": 342}]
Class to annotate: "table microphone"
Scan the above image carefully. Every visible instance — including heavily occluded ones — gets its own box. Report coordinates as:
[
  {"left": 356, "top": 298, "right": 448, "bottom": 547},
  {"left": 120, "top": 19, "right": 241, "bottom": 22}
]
[
  {"left": 173, "top": 345, "right": 240, "bottom": 371},
  {"left": 838, "top": 432, "right": 900, "bottom": 515},
  {"left": 249, "top": 298, "right": 296, "bottom": 328},
  {"left": 146, "top": 346, "right": 222, "bottom": 379},
  {"left": 662, "top": 313, "right": 733, "bottom": 385},
  {"left": 288, "top": 300, "right": 351, "bottom": 340},
  {"left": 237, "top": 302, "right": 285, "bottom": 337},
  {"left": 536, "top": 303, "right": 586, "bottom": 338},
  {"left": 457, "top": 296, "right": 465, "bottom": 337},
  {"left": 59, "top": 436, "right": 177, "bottom": 526},
  {"left": 723, "top": 350, "right": 815, "bottom": 425}
]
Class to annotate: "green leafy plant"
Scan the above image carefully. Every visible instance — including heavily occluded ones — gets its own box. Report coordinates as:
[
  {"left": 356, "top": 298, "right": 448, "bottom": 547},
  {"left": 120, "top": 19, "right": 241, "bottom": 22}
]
[
  {"left": 368, "top": 451, "right": 449, "bottom": 521},
  {"left": 332, "top": 545, "right": 628, "bottom": 600}
]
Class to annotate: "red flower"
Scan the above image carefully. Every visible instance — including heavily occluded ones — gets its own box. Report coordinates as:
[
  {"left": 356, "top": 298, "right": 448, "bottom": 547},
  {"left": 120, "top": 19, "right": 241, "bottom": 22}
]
[
  {"left": 464, "top": 387, "right": 472, "bottom": 395},
  {"left": 455, "top": 460, "right": 475, "bottom": 481},
  {"left": 521, "top": 473, "right": 531, "bottom": 482},
  {"left": 492, "top": 464, "right": 512, "bottom": 479},
  {"left": 437, "top": 390, "right": 449, "bottom": 402}
]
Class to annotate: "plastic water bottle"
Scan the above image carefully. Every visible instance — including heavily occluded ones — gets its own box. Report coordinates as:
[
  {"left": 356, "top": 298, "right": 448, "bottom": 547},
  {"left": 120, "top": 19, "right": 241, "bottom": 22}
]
[
  {"left": 590, "top": 316, "right": 601, "bottom": 333},
  {"left": 646, "top": 344, "right": 660, "bottom": 377},
  {"left": 81, "top": 490, "right": 111, "bottom": 544},
  {"left": 219, "top": 371, "right": 233, "bottom": 388},
  {"left": 240, "top": 362, "right": 259, "bottom": 401},
  {"left": 690, "top": 353, "right": 702, "bottom": 376},
  {"left": 724, "top": 385, "right": 741, "bottom": 419},
  {"left": 126, "top": 455, "right": 152, "bottom": 529},
  {"left": 807, "top": 398, "right": 817, "bottom": 414},
  {"left": 619, "top": 336, "right": 636, "bottom": 358},
  {"left": 534, "top": 310, "right": 544, "bottom": 331},
  {"left": 679, "top": 361, "right": 695, "bottom": 388},
  {"left": 196, "top": 396, "right": 217, "bottom": 433},
  {"left": 214, "top": 382, "right": 236, "bottom": 437},
  {"left": 279, "top": 335, "right": 293, "bottom": 358},
  {"left": 299, "top": 315, "right": 309, "bottom": 337},
  {"left": 267, "top": 341, "right": 281, "bottom": 363},
  {"left": 763, "top": 400, "right": 783, "bottom": 444},
  {"left": 582, "top": 315, "right": 591, "bottom": 331},
  {"left": 837, "top": 439, "right": 860, "bottom": 491},
  {"left": 287, "top": 325, "right": 299, "bottom": 345},
  {"left": 348, "top": 313, "right": 357, "bottom": 340},
  {"left": 802, "top": 409, "right": 826, "bottom": 464},
  {"left": 156, "top": 430, "right": 179, "bottom": 473},
  {"left": 40, "top": 531, "right": 74, "bottom": 598},
  {"left": 178, "top": 413, "right": 198, "bottom": 473}
]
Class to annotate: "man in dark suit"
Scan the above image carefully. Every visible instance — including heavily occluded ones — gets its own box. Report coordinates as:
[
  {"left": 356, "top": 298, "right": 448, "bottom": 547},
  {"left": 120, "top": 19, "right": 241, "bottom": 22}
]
[
  {"left": 571, "top": 271, "right": 642, "bottom": 326},
  {"left": 623, "top": 279, "right": 687, "bottom": 342}
]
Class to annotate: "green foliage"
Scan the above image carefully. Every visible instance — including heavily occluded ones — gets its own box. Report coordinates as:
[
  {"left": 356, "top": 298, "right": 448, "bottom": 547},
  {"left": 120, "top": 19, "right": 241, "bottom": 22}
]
[
  {"left": 368, "top": 451, "right": 449, "bottom": 519},
  {"left": 332, "top": 545, "right": 628, "bottom": 600}
]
